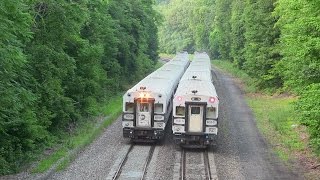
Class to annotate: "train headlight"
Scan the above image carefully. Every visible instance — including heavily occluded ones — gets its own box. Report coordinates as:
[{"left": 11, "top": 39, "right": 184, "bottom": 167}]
[
  {"left": 139, "top": 92, "right": 150, "bottom": 98},
  {"left": 123, "top": 114, "right": 134, "bottom": 120},
  {"left": 154, "top": 115, "right": 164, "bottom": 121},
  {"left": 206, "top": 120, "right": 217, "bottom": 126},
  {"left": 174, "top": 118, "right": 185, "bottom": 125}
]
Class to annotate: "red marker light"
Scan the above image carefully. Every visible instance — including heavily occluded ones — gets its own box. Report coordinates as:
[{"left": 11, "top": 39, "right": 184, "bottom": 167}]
[
  {"left": 177, "top": 96, "right": 183, "bottom": 101},
  {"left": 209, "top": 97, "right": 215, "bottom": 103}
]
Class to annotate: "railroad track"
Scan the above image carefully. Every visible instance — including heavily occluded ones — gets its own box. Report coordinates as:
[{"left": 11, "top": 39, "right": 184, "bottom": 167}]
[
  {"left": 106, "top": 144, "right": 156, "bottom": 180},
  {"left": 175, "top": 148, "right": 218, "bottom": 180}
]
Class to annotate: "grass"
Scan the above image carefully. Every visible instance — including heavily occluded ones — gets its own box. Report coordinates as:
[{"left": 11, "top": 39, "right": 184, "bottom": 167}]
[
  {"left": 212, "top": 60, "right": 257, "bottom": 93},
  {"left": 32, "top": 148, "right": 67, "bottom": 173},
  {"left": 246, "top": 96, "right": 304, "bottom": 161},
  {"left": 158, "top": 53, "right": 175, "bottom": 59},
  {"left": 32, "top": 94, "right": 123, "bottom": 173}
]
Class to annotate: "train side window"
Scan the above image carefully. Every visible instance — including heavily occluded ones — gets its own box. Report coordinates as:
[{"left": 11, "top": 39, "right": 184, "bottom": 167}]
[
  {"left": 125, "top": 102, "right": 134, "bottom": 112},
  {"left": 191, "top": 107, "right": 200, "bottom": 114},
  {"left": 176, "top": 106, "right": 185, "bottom": 116},
  {"left": 139, "top": 103, "right": 149, "bottom": 112},
  {"left": 206, "top": 107, "right": 216, "bottom": 118},
  {"left": 154, "top": 103, "right": 163, "bottom": 113}
]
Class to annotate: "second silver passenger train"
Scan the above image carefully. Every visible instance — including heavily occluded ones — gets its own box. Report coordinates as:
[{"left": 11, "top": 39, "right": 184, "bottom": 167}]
[
  {"left": 172, "top": 52, "right": 219, "bottom": 147},
  {"left": 122, "top": 52, "right": 189, "bottom": 140}
]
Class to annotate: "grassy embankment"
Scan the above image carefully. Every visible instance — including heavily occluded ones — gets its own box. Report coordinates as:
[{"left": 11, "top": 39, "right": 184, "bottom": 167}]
[
  {"left": 212, "top": 60, "right": 305, "bottom": 162},
  {"left": 32, "top": 95, "right": 123, "bottom": 173}
]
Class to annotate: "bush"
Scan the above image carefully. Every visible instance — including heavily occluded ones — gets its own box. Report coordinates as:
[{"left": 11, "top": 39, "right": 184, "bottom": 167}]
[{"left": 296, "top": 83, "right": 320, "bottom": 153}]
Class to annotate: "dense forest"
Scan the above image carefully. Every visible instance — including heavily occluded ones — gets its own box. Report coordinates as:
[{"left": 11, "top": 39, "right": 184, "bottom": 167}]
[
  {"left": 157, "top": 0, "right": 319, "bottom": 153},
  {"left": 0, "top": 0, "right": 159, "bottom": 174},
  {"left": 1, "top": 0, "right": 319, "bottom": 175}
]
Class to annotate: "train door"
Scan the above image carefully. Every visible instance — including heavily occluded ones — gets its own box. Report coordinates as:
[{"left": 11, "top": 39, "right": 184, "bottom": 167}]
[
  {"left": 188, "top": 105, "right": 204, "bottom": 132},
  {"left": 136, "top": 102, "right": 151, "bottom": 128}
]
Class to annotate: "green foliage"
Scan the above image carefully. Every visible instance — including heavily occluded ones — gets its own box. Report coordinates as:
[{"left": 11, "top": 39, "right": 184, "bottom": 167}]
[
  {"left": 212, "top": 60, "right": 257, "bottom": 93},
  {"left": 274, "top": 0, "right": 320, "bottom": 152},
  {"left": 156, "top": 0, "right": 170, "bottom": 4},
  {"left": 243, "top": 0, "right": 282, "bottom": 89},
  {"left": 156, "top": 0, "right": 320, "bottom": 156},
  {"left": 247, "top": 96, "right": 304, "bottom": 161},
  {"left": 274, "top": 0, "right": 320, "bottom": 91},
  {"left": 157, "top": 0, "right": 195, "bottom": 53},
  {"left": 210, "top": 0, "right": 232, "bottom": 60},
  {"left": 189, "top": 0, "right": 215, "bottom": 51},
  {"left": 296, "top": 84, "right": 320, "bottom": 153},
  {"left": 26, "top": 0, "right": 86, "bottom": 131},
  {"left": 0, "top": 0, "right": 47, "bottom": 174},
  {"left": 33, "top": 94, "right": 123, "bottom": 173},
  {"left": 157, "top": 0, "right": 214, "bottom": 53},
  {"left": 230, "top": 0, "right": 245, "bottom": 69},
  {"left": 0, "top": 0, "right": 159, "bottom": 175},
  {"left": 108, "top": 0, "right": 158, "bottom": 81}
]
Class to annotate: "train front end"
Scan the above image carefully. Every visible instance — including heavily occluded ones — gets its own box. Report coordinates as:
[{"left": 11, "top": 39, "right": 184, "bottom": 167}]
[
  {"left": 122, "top": 87, "right": 167, "bottom": 140},
  {"left": 172, "top": 89, "right": 219, "bottom": 147}
]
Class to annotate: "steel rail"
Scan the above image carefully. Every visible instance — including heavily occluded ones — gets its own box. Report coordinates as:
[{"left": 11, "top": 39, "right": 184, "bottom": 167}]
[
  {"left": 140, "top": 145, "right": 156, "bottom": 180},
  {"left": 112, "top": 144, "right": 134, "bottom": 180},
  {"left": 204, "top": 150, "right": 212, "bottom": 180},
  {"left": 180, "top": 149, "right": 186, "bottom": 180}
]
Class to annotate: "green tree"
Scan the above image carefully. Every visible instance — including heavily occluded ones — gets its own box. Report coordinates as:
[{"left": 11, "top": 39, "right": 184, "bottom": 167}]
[
  {"left": 189, "top": 0, "right": 215, "bottom": 51},
  {"left": 230, "top": 0, "right": 245, "bottom": 69},
  {"left": 0, "top": 0, "right": 48, "bottom": 173},
  {"left": 296, "top": 84, "right": 320, "bottom": 152},
  {"left": 157, "top": 0, "right": 195, "bottom": 53},
  {"left": 0, "top": 0, "right": 159, "bottom": 174},
  {"left": 26, "top": 0, "right": 88, "bottom": 131},
  {"left": 210, "top": 0, "right": 232, "bottom": 60},
  {"left": 275, "top": 0, "right": 320, "bottom": 151},
  {"left": 243, "top": 0, "right": 281, "bottom": 88},
  {"left": 275, "top": 0, "right": 320, "bottom": 91}
]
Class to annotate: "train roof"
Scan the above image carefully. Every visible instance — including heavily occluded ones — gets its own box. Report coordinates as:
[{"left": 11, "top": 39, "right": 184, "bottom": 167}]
[
  {"left": 175, "top": 52, "right": 217, "bottom": 98},
  {"left": 126, "top": 52, "right": 189, "bottom": 97},
  {"left": 175, "top": 80, "right": 217, "bottom": 97},
  {"left": 180, "top": 69, "right": 212, "bottom": 82}
]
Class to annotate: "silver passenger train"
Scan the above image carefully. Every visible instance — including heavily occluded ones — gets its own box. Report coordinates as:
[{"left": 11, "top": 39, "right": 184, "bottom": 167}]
[
  {"left": 172, "top": 52, "right": 219, "bottom": 147},
  {"left": 122, "top": 52, "right": 190, "bottom": 140}
]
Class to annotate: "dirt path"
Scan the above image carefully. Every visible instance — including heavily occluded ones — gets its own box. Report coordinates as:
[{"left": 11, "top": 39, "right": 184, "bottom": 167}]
[{"left": 211, "top": 66, "right": 303, "bottom": 179}]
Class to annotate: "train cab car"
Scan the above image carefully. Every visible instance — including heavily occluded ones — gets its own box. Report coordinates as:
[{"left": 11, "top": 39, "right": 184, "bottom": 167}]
[
  {"left": 122, "top": 52, "right": 189, "bottom": 140},
  {"left": 172, "top": 52, "right": 219, "bottom": 147}
]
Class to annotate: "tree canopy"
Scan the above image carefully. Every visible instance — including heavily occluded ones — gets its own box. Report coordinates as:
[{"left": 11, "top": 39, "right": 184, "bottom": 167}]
[{"left": 0, "top": 0, "right": 159, "bottom": 174}]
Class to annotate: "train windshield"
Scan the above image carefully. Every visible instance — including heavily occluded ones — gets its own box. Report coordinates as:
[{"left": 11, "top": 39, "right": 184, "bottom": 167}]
[
  {"left": 139, "top": 103, "right": 150, "bottom": 112},
  {"left": 191, "top": 107, "right": 200, "bottom": 114}
]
